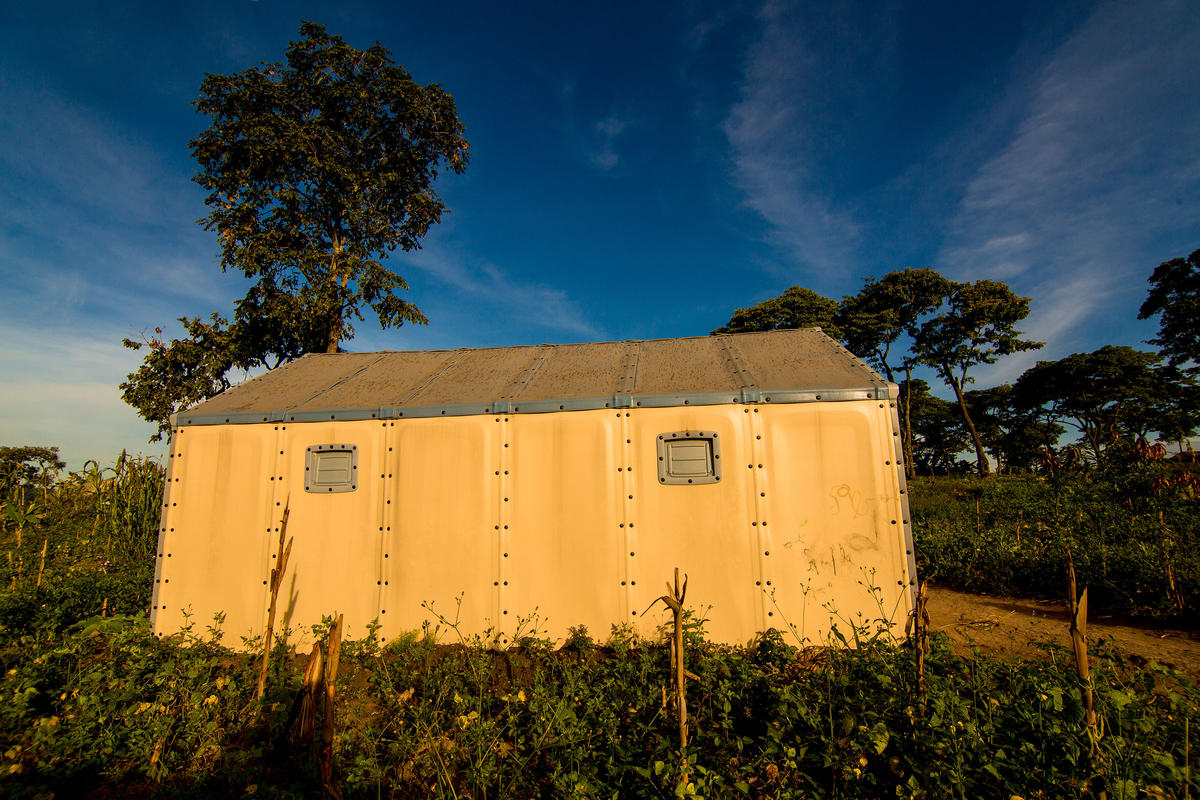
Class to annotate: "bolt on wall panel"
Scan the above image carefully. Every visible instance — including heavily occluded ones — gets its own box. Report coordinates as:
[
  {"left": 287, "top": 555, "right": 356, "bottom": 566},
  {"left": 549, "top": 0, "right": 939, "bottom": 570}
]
[
  {"left": 500, "top": 410, "right": 625, "bottom": 643},
  {"left": 626, "top": 406, "right": 761, "bottom": 645},
  {"left": 380, "top": 416, "right": 499, "bottom": 642},
  {"left": 753, "top": 402, "right": 913, "bottom": 645},
  {"left": 152, "top": 424, "right": 275, "bottom": 642}
]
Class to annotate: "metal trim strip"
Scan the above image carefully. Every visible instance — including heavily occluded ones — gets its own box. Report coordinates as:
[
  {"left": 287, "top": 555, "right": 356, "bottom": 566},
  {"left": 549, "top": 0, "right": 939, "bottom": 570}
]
[
  {"left": 885, "top": 383, "right": 919, "bottom": 608},
  {"left": 176, "top": 385, "right": 887, "bottom": 427}
]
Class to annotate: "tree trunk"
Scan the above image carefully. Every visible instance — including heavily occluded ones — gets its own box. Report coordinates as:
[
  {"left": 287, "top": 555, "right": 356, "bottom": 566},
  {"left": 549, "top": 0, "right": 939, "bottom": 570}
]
[
  {"left": 326, "top": 237, "right": 345, "bottom": 354},
  {"left": 948, "top": 372, "right": 990, "bottom": 476}
]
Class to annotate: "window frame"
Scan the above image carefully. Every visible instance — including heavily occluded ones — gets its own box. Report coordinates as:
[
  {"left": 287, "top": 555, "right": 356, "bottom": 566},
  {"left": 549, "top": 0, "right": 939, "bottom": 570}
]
[
  {"left": 656, "top": 431, "right": 721, "bottom": 485},
  {"left": 304, "top": 443, "right": 359, "bottom": 493}
]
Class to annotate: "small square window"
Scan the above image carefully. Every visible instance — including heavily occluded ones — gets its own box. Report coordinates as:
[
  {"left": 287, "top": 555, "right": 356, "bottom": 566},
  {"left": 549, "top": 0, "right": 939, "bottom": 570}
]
[
  {"left": 657, "top": 431, "right": 721, "bottom": 485},
  {"left": 305, "top": 444, "right": 358, "bottom": 493}
]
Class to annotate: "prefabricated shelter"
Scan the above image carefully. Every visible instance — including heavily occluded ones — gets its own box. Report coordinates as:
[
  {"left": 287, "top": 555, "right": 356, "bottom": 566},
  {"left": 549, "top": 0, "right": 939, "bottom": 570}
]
[{"left": 150, "top": 328, "right": 917, "bottom": 647}]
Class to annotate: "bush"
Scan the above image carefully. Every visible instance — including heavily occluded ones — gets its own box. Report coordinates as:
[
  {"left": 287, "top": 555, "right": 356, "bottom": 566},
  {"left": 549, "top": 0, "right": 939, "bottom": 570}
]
[{"left": 911, "top": 470, "right": 1200, "bottom": 618}]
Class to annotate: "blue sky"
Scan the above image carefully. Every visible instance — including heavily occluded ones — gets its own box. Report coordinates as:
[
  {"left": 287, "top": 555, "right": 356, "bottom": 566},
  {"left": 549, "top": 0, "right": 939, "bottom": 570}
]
[{"left": 2, "top": 0, "right": 1198, "bottom": 468}]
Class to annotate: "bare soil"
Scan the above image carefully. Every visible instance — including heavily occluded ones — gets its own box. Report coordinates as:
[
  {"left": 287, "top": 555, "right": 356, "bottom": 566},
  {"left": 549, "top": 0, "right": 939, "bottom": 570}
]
[{"left": 927, "top": 585, "right": 1200, "bottom": 680}]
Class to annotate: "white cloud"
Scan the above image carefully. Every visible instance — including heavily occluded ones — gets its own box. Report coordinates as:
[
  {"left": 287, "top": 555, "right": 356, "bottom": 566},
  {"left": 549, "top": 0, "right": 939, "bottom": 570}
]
[
  {"left": 721, "top": 0, "right": 898, "bottom": 280},
  {"left": 587, "top": 114, "right": 629, "bottom": 170},
  {"left": 396, "top": 238, "right": 601, "bottom": 340},
  {"left": 972, "top": 273, "right": 1117, "bottom": 386},
  {"left": 938, "top": 0, "right": 1200, "bottom": 347}
]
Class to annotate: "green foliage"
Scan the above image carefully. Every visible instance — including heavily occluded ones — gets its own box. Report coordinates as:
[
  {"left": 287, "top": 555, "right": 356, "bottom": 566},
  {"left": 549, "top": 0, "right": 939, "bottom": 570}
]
[
  {"left": 712, "top": 286, "right": 843, "bottom": 338},
  {"left": 911, "top": 471, "right": 1200, "bottom": 617},
  {"left": 838, "top": 267, "right": 953, "bottom": 383},
  {"left": 121, "top": 21, "right": 470, "bottom": 439},
  {"left": 963, "top": 384, "right": 1065, "bottom": 473},
  {"left": 120, "top": 314, "right": 253, "bottom": 442},
  {"left": 913, "top": 280, "right": 1043, "bottom": 475},
  {"left": 0, "top": 453, "right": 162, "bottom": 638},
  {"left": 1014, "top": 346, "right": 1195, "bottom": 463},
  {"left": 191, "top": 21, "right": 468, "bottom": 352},
  {"left": 0, "top": 446, "right": 65, "bottom": 497},
  {"left": 1140, "top": 247, "right": 1200, "bottom": 373},
  {"left": 903, "top": 378, "right": 972, "bottom": 474},
  {"left": 1, "top": 617, "right": 1197, "bottom": 798}
]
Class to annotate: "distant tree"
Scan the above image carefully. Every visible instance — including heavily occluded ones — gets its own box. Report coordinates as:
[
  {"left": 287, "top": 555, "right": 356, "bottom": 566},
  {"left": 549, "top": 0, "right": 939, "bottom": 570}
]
[
  {"left": 712, "top": 286, "right": 842, "bottom": 338},
  {"left": 0, "top": 446, "right": 65, "bottom": 497},
  {"left": 122, "top": 22, "right": 469, "bottom": 440},
  {"left": 838, "top": 268, "right": 952, "bottom": 382},
  {"left": 912, "top": 280, "right": 1043, "bottom": 476},
  {"left": 1139, "top": 248, "right": 1200, "bottom": 372},
  {"left": 1012, "top": 346, "right": 1181, "bottom": 463},
  {"left": 963, "top": 384, "right": 1063, "bottom": 473},
  {"left": 1147, "top": 372, "right": 1200, "bottom": 452},
  {"left": 838, "top": 268, "right": 953, "bottom": 475}
]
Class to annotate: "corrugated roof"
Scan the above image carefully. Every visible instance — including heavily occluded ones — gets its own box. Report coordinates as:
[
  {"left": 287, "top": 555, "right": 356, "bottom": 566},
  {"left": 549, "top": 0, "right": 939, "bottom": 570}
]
[{"left": 178, "top": 328, "right": 890, "bottom": 426}]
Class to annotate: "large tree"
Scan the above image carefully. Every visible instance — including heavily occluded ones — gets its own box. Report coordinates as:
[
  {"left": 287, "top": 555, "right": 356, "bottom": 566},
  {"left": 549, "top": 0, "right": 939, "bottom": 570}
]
[
  {"left": 1139, "top": 248, "right": 1200, "bottom": 372},
  {"left": 123, "top": 22, "right": 469, "bottom": 439},
  {"left": 912, "top": 280, "right": 1042, "bottom": 476},
  {"left": 1012, "top": 346, "right": 1184, "bottom": 463},
  {"left": 838, "top": 268, "right": 953, "bottom": 475},
  {"left": 712, "top": 286, "right": 842, "bottom": 338}
]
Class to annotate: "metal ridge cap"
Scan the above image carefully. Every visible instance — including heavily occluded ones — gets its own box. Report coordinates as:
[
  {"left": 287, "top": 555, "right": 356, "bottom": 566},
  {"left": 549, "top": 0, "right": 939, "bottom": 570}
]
[{"left": 173, "top": 385, "right": 887, "bottom": 427}]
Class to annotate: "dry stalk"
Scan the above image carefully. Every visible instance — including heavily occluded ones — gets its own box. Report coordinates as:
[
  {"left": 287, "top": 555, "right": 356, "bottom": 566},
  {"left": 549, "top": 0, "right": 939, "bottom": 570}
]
[
  {"left": 256, "top": 503, "right": 293, "bottom": 701},
  {"left": 321, "top": 614, "right": 344, "bottom": 800},
  {"left": 35, "top": 537, "right": 47, "bottom": 589},
  {"left": 1067, "top": 552, "right": 1098, "bottom": 737},
  {"left": 296, "top": 642, "right": 324, "bottom": 741},
  {"left": 907, "top": 580, "right": 930, "bottom": 716},
  {"left": 650, "top": 567, "right": 690, "bottom": 783}
]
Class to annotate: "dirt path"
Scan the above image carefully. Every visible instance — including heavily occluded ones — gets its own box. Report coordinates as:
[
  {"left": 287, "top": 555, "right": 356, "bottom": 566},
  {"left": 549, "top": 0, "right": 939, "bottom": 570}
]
[{"left": 927, "top": 586, "right": 1200, "bottom": 680}]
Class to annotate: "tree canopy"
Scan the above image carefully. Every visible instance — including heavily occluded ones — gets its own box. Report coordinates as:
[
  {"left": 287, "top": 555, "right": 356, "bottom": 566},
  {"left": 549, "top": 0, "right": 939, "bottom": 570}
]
[
  {"left": 712, "top": 286, "right": 842, "bottom": 338},
  {"left": 1012, "top": 346, "right": 1183, "bottom": 462},
  {"left": 0, "top": 446, "right": 65, "bottom": 495},
  {"left": 838, "top": 268, "right": 952, "bottom": 384},
  {"left": 1139, "top": 248, "right": 1200, "bottom": 373},
  {"left": 912, "top": 280, "right": 1042, "bottom": 475},
  {"left": 122, "top": 22, "right": 469, "bottom": 440}
]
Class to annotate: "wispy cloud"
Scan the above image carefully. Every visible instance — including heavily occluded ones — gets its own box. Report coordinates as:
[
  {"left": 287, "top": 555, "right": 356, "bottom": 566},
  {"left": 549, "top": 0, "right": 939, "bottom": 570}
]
[
  {"left": 586, "top": 114, "right": 629, "bottom": 170},
  {"left": 396, "top": 238, "right": 601, "bottom": 340},
  {"left": 938, "top": 0, "right": 1200, "bottom": 352},
  {"left": 0, "top": 81, "right": 231, "bottom": 325},
  {"left": 722, "top": 0, "right": 898, "bottom": 282},
  {"left": 973, "top": 273, "right": 1119, "bottom": 387}
]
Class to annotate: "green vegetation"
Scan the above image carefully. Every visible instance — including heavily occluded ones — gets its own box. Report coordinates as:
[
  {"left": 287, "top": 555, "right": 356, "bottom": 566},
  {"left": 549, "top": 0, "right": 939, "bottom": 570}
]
[
  {"left": 0, "top": 453, "right": 1197, "bottom": 797},
  {"left": 2, "top": 616, "right": 1196, "bottom": 798},
  {"left": 0, "top": 452, "right": 162, "bottom": 638},
  {"left": 912, "top": 467, "right": 1199, "bottom": 619}
]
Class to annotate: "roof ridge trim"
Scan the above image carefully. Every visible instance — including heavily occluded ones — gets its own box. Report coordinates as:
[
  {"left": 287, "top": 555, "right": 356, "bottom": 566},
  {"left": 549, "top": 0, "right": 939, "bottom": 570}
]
[{"left": 175, "top": 385, "right": 889, "bottom": 428}]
